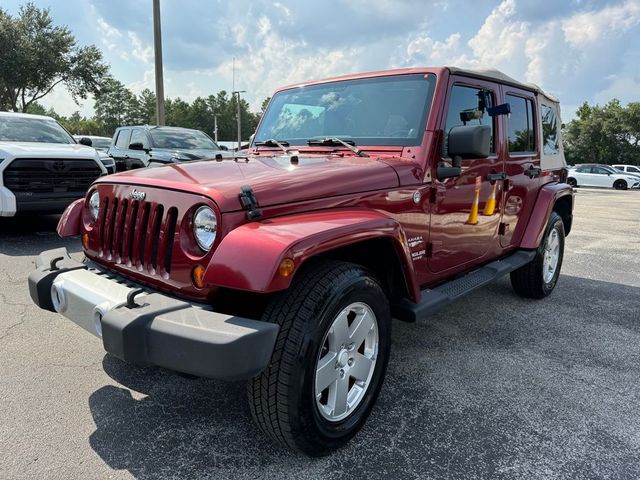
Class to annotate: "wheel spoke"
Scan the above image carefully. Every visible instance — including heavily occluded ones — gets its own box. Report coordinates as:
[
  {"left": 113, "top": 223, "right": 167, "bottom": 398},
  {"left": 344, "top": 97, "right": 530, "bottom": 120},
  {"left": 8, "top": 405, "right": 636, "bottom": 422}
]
[
  {"left": 328, "top": 310, "right": 349, "bottom": 349},
  {"left": 350, "top": 353, "right": 374, "bottom": 381},
  {"left": 349, "top": 309, "right": 374, "bottom": 348},
  {"left": 330, "top": 375, "right": 350, "bottom": 417},
  {"left": 315, "top": 351, "right": 338, "bottom": 393}
]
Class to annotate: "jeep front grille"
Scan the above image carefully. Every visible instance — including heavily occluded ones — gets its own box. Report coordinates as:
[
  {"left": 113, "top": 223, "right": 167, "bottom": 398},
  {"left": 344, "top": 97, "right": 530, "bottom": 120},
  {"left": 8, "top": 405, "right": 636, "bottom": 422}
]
[
  {"left": 99, "top": 196, "right": 178, "bottom": 276},
  {"left": 3, "top": 159, "right": 101, "bottom": 194}
]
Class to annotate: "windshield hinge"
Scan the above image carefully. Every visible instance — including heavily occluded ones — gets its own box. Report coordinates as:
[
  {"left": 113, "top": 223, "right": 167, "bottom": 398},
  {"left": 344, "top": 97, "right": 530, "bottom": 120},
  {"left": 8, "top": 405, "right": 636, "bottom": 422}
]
[{"left": 239, "top": 185, "right": 262, "bottom": 221}]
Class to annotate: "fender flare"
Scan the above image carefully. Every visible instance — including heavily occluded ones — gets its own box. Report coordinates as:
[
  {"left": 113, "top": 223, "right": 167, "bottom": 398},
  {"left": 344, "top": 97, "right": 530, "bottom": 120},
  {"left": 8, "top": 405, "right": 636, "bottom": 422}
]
[
  {"left": 203, "top": 209, "right": 420, "bottom": 300},
  {"left": 519, "top": 182, "right": 573, "bottom": 249},
  {"left": 56, "top": 198, "right": 84, "bottom": 237}
]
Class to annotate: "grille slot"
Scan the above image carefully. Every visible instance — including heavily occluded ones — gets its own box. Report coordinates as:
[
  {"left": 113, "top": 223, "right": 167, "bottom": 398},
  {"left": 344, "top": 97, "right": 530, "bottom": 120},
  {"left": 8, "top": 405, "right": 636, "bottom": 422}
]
[
  {"left": 164, "top": 208, "right": 178, "bottom": 274},
  {"left": 98, "top": 193, "right": 178, "bottom": 277},
  {"left": 149, "top": 205, "right": 164, "bottom": 271},
  {"left": 3, "top": 159, "right": 101, "bottom": 194}
]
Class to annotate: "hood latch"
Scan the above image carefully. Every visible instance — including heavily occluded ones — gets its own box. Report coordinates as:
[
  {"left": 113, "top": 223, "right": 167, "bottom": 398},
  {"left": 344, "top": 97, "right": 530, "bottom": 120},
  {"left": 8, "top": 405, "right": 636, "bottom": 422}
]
[{"left": 239, "top": 185, "right": 262, "bottom": 221}]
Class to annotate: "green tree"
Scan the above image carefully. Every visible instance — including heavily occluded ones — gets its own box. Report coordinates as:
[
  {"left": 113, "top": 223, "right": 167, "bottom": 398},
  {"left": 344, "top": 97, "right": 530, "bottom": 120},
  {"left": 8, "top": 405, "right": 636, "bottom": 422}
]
[
  {"left": 0, "top": 3, "right": 109, "bottom": 112},
  {"left": 137, "top": 89, "right": 157, "bottom": 125},
  {"left": 563, "top": 99, "right": 640, "bottom": 166},
  {"left": 94, "top": 78, "right": 135, "bottom": 136}
]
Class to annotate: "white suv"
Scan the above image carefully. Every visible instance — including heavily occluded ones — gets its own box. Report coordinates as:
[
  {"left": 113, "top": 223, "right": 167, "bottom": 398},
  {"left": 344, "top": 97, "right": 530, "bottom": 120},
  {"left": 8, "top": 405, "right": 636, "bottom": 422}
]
[
  {"left": 613, "top": 164, "right": 640, "bottom": 177},
  {"left": 567, "top": 164, "right": 640, "bottom": 190},
  {"left": 0, "top": 112, "right": 106, "bottom": 216}
]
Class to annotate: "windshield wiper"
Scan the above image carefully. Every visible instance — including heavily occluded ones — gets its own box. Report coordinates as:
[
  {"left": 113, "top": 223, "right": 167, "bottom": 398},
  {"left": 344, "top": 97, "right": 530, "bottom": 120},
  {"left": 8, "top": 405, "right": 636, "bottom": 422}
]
[
  {"left": 254, "top": 138, "right": 290, "bottom": 154},
  {"left": 306, "top": 137, "right": 369, "bottom": 157}
]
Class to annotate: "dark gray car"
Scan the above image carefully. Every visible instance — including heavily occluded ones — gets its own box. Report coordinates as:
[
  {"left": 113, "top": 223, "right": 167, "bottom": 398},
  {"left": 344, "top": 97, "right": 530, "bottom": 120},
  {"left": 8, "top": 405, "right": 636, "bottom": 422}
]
[{"left": 107, "top": 125, "right": 230, "bottom": 171}]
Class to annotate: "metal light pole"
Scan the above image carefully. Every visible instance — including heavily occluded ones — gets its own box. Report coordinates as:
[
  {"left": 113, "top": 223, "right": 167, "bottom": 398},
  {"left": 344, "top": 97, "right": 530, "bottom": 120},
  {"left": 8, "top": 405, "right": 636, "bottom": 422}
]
[
  {"left": 153, "top": 0, "right": 165, "bottom": 125},
  {"left": 232, "top": 90, "right": 246, "bottom": 151},
  {"left": 213, "top": 114, "right": 218, "bottom": 143}
]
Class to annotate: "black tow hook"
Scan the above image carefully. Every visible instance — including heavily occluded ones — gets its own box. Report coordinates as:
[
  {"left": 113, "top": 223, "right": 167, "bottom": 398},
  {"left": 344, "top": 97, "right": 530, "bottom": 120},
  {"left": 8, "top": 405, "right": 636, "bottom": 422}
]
[
  {"left": 126, "top": 288, "right": 146, "bottom": 309},
  {"left": 49, "top": 256, "right": 65, "bottom": 271}
]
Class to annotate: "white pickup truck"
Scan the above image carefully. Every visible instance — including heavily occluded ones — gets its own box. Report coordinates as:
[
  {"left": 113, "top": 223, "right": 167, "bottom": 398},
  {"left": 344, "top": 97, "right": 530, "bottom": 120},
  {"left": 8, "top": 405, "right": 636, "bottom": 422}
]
[{"left": 0, "top": 112, "right": 106, "bottom": 216}]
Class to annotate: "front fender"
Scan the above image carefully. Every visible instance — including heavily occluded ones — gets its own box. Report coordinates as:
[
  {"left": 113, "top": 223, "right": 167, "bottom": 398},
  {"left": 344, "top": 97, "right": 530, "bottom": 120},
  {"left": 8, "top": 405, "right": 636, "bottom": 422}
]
[
  {"left": 56, "top": 198, "right": 84, "bottom": 237},
  {"left": 520, "top": 182, "right": 573, "bottom": 249},
  {"left": 204, "top": 209, "right": 419, "bottom": 299}
]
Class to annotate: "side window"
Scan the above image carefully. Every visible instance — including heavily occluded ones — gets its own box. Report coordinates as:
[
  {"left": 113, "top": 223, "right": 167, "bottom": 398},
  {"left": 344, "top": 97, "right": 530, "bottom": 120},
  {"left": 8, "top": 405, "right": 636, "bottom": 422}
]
[
  {"left": 592, "top": 167, "right": 609, "bottom": 175},
  {"left": 541, "top": 104, "right": 559, "bottom": 155},
  {"left": 444, "top": 84, "right": 495, "bottom": 155},
  {"left": 576, "top": 166, "right": 590, "bottom": 173},
  {"left": 506, "top": 94, "right": 535, "bottom": 153},
  {"left": 129, "top": 129, "right": 147, "bottom": 148},
  {"left": 628, "top": 166, "right": 640, "bottom": 173},
  {"left": 115, "top": 129, "right": 131, "bottom": 149}
]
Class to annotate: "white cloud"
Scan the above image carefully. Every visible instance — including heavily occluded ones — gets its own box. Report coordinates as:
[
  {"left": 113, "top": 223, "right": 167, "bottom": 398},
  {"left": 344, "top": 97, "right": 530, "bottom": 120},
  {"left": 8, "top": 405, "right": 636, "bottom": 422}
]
[
  {"left": 213, "top": 14, "right": 360, "bottom": 111},
  {"left": 562, "top": 0, "right": 640, "bottom": 47},
  {"left": 128, "top": 32, "right": 154, "bottom": 64}
]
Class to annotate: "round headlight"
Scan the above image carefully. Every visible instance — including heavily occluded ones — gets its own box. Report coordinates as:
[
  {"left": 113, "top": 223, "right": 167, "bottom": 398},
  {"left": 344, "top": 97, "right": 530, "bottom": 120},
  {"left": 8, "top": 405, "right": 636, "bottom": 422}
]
[
  {"left": 193, "top": 206, "right": 217, "bottom": 252},
  {"left": 89, "top": 191, "right": 100, "bottom": 220}
]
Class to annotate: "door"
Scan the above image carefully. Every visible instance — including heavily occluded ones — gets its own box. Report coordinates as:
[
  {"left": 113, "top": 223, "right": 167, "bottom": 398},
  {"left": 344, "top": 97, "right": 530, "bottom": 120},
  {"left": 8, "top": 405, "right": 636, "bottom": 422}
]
[
  {"left": 573, "top": 165, "right": 594, "bottom": 186},
  {"left": 428, "top": 80, "right": 504, "bottom": 273},
  {"left": 125, "top": 128, "right": 150, "bottom": 169},
  {"left": 590, "top": 166, "right": 615, "bottom": 187},
  {"left": 500, "top": 90, "right": 541, "bottom": 247},
  {"left": 109, "top": 128, "right": 132, "bottom": 172}
]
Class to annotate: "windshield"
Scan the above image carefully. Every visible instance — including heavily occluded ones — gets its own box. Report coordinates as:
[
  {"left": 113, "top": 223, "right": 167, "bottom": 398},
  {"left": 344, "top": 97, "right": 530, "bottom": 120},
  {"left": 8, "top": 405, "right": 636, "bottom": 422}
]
[
  {"left": 149, "top": 128, "right": 220, "bottom": 150},
  {"left": 91, "top": 138, "right": 111, "bottom": 149},
  {"left": 254, "top": 74, "right": 436, "bottom": 147},
  {"left": 0, "top": 116, "right": 75, "bottom": 144}
]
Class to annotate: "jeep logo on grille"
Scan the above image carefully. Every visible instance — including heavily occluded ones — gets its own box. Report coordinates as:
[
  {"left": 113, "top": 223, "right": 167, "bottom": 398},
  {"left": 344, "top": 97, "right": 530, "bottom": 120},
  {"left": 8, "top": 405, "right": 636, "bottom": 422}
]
[{"left": 129, "top": 189, "right": 146, "bottom": 201}]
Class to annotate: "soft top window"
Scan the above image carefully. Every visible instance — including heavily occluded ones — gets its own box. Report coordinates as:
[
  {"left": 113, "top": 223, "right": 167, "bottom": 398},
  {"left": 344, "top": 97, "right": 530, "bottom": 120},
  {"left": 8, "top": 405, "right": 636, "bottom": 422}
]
[{"left": 541, "top": 104, "right": 560, "bottom": 155}]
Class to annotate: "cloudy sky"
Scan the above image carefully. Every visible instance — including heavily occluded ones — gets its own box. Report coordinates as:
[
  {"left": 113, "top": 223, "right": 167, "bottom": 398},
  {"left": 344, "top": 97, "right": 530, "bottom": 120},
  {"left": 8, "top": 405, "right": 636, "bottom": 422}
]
[{"left": 3, "top": 0, "right": 640, "bottom": 120}]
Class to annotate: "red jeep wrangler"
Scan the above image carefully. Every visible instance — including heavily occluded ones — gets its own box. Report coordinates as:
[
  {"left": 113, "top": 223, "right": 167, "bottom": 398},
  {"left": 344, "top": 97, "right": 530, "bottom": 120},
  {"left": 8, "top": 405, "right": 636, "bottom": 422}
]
[{"left": 29, "top": 67, "right": 573, "bottom": 456}]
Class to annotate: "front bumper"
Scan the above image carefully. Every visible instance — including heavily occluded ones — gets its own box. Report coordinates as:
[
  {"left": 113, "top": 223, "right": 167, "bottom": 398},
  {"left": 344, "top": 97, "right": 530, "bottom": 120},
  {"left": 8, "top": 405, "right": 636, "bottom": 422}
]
[{"left": 28, "top": 248, "right": 279, "bottom": 380}]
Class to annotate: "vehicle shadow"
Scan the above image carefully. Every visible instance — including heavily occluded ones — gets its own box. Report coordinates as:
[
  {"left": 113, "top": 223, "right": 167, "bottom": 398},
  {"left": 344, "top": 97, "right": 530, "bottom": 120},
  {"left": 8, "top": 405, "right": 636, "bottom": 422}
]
[
  {"left": 0, "top": 215, "right": 82, "bottom": 257},
  {"left": 86, "top": 274, "right": 640, "bottom": 479}
]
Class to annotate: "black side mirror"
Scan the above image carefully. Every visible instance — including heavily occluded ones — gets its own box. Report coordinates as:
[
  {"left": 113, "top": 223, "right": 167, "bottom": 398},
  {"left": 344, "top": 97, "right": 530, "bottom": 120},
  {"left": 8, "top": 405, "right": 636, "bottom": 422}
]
[
  {"left": 78, "top": 137, "right": 92, "bottom": 147},
  {"left": 449, "top": 125, "right": 491, "bottom": 158},
  {"left": 436, "top": 125, "right": 491, "bottom": 181},
  {"left": 219, "top": 145, "right": 229, "bottom": 151},
  {"left": 129, "top": 142, "right": 149, "bottom": 152}
]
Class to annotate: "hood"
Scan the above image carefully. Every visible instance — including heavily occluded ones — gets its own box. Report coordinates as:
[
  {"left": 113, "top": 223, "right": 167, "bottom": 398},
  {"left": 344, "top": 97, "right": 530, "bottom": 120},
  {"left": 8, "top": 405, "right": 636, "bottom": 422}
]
[
  {"left": 98, "top": 154, "right": 402, "bottom": 212},
  {"left": 150, "top": 147, "right": 233, "bottom": 161},
  {"left": 0, "top": 141, "right": 98, "bottom": 159}
]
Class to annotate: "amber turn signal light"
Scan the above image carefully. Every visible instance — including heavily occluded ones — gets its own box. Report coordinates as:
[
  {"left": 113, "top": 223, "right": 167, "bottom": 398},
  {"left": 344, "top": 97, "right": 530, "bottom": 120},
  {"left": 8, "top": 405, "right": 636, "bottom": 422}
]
[
  {"left": 278, "top": 258, "right": 295, "bottom": 277},
  {"left": 81, "top": 233, "right": 89, "bottom": 249},
  {"left": 192, "top": 264, "right": 205, "bottom": 289}
]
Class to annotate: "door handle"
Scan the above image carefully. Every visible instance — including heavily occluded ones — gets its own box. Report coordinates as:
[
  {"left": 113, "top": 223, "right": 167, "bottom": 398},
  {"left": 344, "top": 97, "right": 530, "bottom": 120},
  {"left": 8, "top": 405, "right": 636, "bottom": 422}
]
[
  {"left": 525, "top": 166, "right": 542, "bottom": 178},
  {"left": 487, "top": 172, "right": 507, "bottom": 182}
]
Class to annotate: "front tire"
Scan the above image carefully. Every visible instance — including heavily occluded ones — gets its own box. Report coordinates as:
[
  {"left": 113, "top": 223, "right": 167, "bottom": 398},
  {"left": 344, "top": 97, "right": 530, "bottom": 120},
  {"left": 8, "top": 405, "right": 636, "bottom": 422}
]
[
  {"left": 511, "top": 211, "right": 565, "bottom": 299},
  {"left": 247, "top": 261, "right": 391, "bottom": 456},
  {"left": 613, "top": 179, "right": 628, "bottom": 190}
]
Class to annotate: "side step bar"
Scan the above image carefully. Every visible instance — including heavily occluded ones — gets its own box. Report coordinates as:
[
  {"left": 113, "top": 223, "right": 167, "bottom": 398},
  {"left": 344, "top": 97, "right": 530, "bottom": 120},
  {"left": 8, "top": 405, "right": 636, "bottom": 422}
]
[{"left": 392, "top": 249, "right": 536, "bottom": 322}]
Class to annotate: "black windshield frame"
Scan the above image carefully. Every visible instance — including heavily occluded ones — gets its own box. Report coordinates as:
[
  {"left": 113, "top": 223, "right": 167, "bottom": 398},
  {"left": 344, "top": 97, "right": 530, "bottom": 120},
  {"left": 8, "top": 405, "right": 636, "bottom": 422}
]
[{"left": 254, "top": 73, "right": 437, "bottom": 148}]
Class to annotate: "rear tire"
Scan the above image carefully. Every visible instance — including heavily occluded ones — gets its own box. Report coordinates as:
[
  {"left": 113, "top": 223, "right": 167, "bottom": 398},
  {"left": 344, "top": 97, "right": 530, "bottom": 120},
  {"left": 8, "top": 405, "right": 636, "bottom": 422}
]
[
  {"left": 613, "top": 179, "right": 628, "bottom": 190},
  {"left": 247, "top": 261, "right": 391, "bottom": 456},
  {"left": 567, "top": 177, "right": 577, "bottom": 187},
  {"left": 511, "top": 211, "right": 565, "bottom": 299}
]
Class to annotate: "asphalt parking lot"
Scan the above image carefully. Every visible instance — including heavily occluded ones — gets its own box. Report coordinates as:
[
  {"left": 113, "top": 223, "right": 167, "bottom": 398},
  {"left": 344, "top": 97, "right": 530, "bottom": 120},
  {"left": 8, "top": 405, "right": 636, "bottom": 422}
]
[{"left": 1, "top": 188, "right": 639, "bottom": 479}]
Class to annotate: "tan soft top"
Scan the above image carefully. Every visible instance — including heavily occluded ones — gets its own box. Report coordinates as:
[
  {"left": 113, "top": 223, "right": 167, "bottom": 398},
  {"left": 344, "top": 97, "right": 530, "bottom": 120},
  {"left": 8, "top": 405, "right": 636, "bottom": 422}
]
[{"left": 447, "top": 67, "right": 560, "bottom": 104}]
